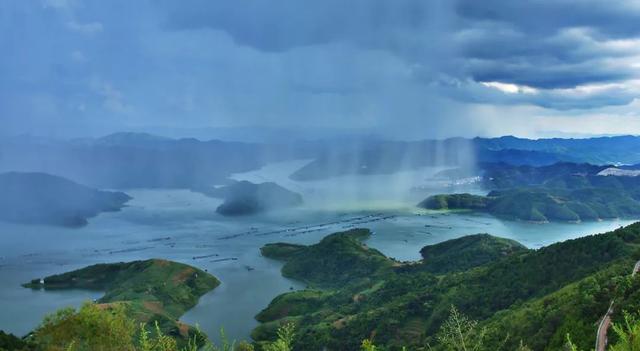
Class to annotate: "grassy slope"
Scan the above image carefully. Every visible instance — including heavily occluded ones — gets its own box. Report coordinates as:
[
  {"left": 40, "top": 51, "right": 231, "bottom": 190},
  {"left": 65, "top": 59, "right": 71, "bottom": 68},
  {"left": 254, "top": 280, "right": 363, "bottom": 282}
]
[{"left": 24, "top": 259, "right": 219, "bottom": 343}]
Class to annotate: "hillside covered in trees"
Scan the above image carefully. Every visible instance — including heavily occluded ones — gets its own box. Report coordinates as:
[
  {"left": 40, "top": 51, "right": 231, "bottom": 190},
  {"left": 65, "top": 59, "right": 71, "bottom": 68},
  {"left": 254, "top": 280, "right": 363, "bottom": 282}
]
[{"left": 252, "top": 224, "right": 640, "bottom": 350}]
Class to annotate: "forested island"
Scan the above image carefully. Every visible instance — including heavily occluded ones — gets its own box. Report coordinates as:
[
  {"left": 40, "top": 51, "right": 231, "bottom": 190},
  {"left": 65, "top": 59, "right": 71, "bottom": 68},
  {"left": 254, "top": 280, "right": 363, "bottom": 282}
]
[
  {"left": 196, "top": 180, "right": 303, "bottom": 216},
  {"left": 22, "top": 259, "right": 219, "bottom": 349},
  {"left": 0, "top": 172, "right": 131, "bottom": 227}
]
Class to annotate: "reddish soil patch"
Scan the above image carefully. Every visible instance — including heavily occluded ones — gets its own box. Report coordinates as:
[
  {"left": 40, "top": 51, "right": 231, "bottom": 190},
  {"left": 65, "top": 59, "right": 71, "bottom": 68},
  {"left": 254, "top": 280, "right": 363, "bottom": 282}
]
[
  {"left": 153, "top": 259, "right": 170, "bottom": 267},
  {"left": 142, "top": 300, "right": 164, "bottom": 315},
  {"left": 172, "top": 267, "right": 196, "bottom": 284}
]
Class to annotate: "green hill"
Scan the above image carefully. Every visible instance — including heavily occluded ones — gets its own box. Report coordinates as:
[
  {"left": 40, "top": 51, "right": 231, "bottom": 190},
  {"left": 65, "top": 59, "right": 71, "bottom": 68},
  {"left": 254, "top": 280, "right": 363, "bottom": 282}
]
[
  {"left": 416, "top": 233, "right": 527, "bottom": 274},
  {"left": 261, "top": 228, "right": 395, "bottom": 288},
  {"left": 417, "top": 193, "right": 488, "bottom": 211}
]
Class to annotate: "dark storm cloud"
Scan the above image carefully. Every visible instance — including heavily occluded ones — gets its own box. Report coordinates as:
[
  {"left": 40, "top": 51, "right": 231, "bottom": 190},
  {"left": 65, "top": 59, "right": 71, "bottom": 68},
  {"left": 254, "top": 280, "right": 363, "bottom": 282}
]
[
  {"left": 160, "top": 0, "right": 445, "bottom": 52},
  {"left": 455, "top": 0, "right": 640, "bottom": 39},
  {"left": 161, "top": 0, "right": 640, "bottom": 102},
  {"left": 453, "top": 1, "right": 640, "bottom": 89},
  {"left": 1, "top": 0, "right": 640, "bottom": 138},
  {"left": 441, "top": 79, "right": 637, "bottom": 111}
]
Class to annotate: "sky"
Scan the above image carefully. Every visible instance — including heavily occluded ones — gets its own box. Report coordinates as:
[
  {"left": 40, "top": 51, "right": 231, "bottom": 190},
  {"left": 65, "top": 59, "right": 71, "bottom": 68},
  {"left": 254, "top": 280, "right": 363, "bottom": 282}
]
[{"left": 2, "top": 0, "right": 640, "bottom": 139}]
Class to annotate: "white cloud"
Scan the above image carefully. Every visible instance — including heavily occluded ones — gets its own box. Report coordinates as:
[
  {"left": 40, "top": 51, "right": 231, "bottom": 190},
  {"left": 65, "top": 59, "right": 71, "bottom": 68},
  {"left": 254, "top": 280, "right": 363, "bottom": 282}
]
[{"left": 481, "top": 81, "right": 538, "bottom": 94}]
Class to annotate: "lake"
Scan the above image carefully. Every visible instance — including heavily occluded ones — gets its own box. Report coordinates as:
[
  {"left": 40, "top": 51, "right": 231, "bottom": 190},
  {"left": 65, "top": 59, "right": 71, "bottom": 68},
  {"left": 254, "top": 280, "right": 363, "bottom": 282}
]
[{"left": 0, "top": 160, "right": 634, "bottom": 343}]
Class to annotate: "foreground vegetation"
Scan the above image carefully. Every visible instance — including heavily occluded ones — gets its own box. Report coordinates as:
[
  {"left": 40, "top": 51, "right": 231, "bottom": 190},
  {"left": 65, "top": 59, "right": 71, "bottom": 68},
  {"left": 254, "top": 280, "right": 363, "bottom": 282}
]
[
  {"left": 0, "top": 302, "right": 287, "bottom": 351},
  {"left": 5, "top": 300, "right": 640, "bottom": 351}
]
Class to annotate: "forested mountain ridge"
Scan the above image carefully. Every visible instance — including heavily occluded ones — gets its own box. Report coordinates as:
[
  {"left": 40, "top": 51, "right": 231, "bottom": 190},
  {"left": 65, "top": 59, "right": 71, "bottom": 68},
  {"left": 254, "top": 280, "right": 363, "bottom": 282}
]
[{"left": 253, "top": 223, "right": 640, "bottom": 350}]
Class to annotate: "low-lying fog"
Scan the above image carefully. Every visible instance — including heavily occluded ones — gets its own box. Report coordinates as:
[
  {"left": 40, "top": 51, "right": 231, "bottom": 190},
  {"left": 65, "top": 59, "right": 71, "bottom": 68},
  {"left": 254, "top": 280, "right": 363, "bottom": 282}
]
[{"left": 0, "top": 159, "right": 633, "bottom": 342}]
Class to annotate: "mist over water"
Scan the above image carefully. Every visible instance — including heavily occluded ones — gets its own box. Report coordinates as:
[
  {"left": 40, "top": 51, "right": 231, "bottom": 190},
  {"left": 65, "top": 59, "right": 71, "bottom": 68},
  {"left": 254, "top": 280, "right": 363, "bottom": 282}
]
[
  {"left": 0, "top": 159, "right": 633, "bottom": 342},
  {"left": 229, "top": 137, "right": 478, "bottom": 210}
]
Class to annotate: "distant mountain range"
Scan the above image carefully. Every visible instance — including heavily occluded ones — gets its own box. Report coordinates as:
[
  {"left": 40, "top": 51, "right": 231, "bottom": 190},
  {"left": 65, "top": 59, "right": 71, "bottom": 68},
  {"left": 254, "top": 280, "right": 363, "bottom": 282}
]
[
  {"left": 474, "top": 135, "right": 640, "bottom": 165},
  {"left": 2, "top": 132, "right": 640, "bottom": 186},
  {"left": 290, "top": 135, "right": 640, "bottom": 181},
  {"left": 0, "top": 133, "right": 275, "bottom": 188}
]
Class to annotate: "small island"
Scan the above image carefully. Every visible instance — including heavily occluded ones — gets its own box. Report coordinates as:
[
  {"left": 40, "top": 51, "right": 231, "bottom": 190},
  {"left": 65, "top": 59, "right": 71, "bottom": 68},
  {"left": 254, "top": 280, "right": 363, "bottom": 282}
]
[
  {"left": 24, "top": 259, "right": 219, "bottom": 345},
  {"left": 196, "top": 180, "right": 303, "bottom": 216},
  {"left": 0, "top": 172, "right": 131, "bottom": 227}
]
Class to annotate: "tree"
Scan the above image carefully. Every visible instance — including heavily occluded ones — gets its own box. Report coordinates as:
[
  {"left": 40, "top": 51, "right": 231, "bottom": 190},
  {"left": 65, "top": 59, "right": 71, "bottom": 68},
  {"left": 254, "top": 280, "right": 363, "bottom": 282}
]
[
  {"left": 564, "top": 334, "right": 580, "bottom": 351},
  {"left": 33, "top": 302, "right": 136, "bottom": 351},
  {"left": 610, "top": 312, "right": 640, "bottom": 351},
  {"left": 437, "top": 306, "right": 487, "bottom": 351},
  {"left": 262, "top": 323, "right": 295, "bottom": 351}
]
